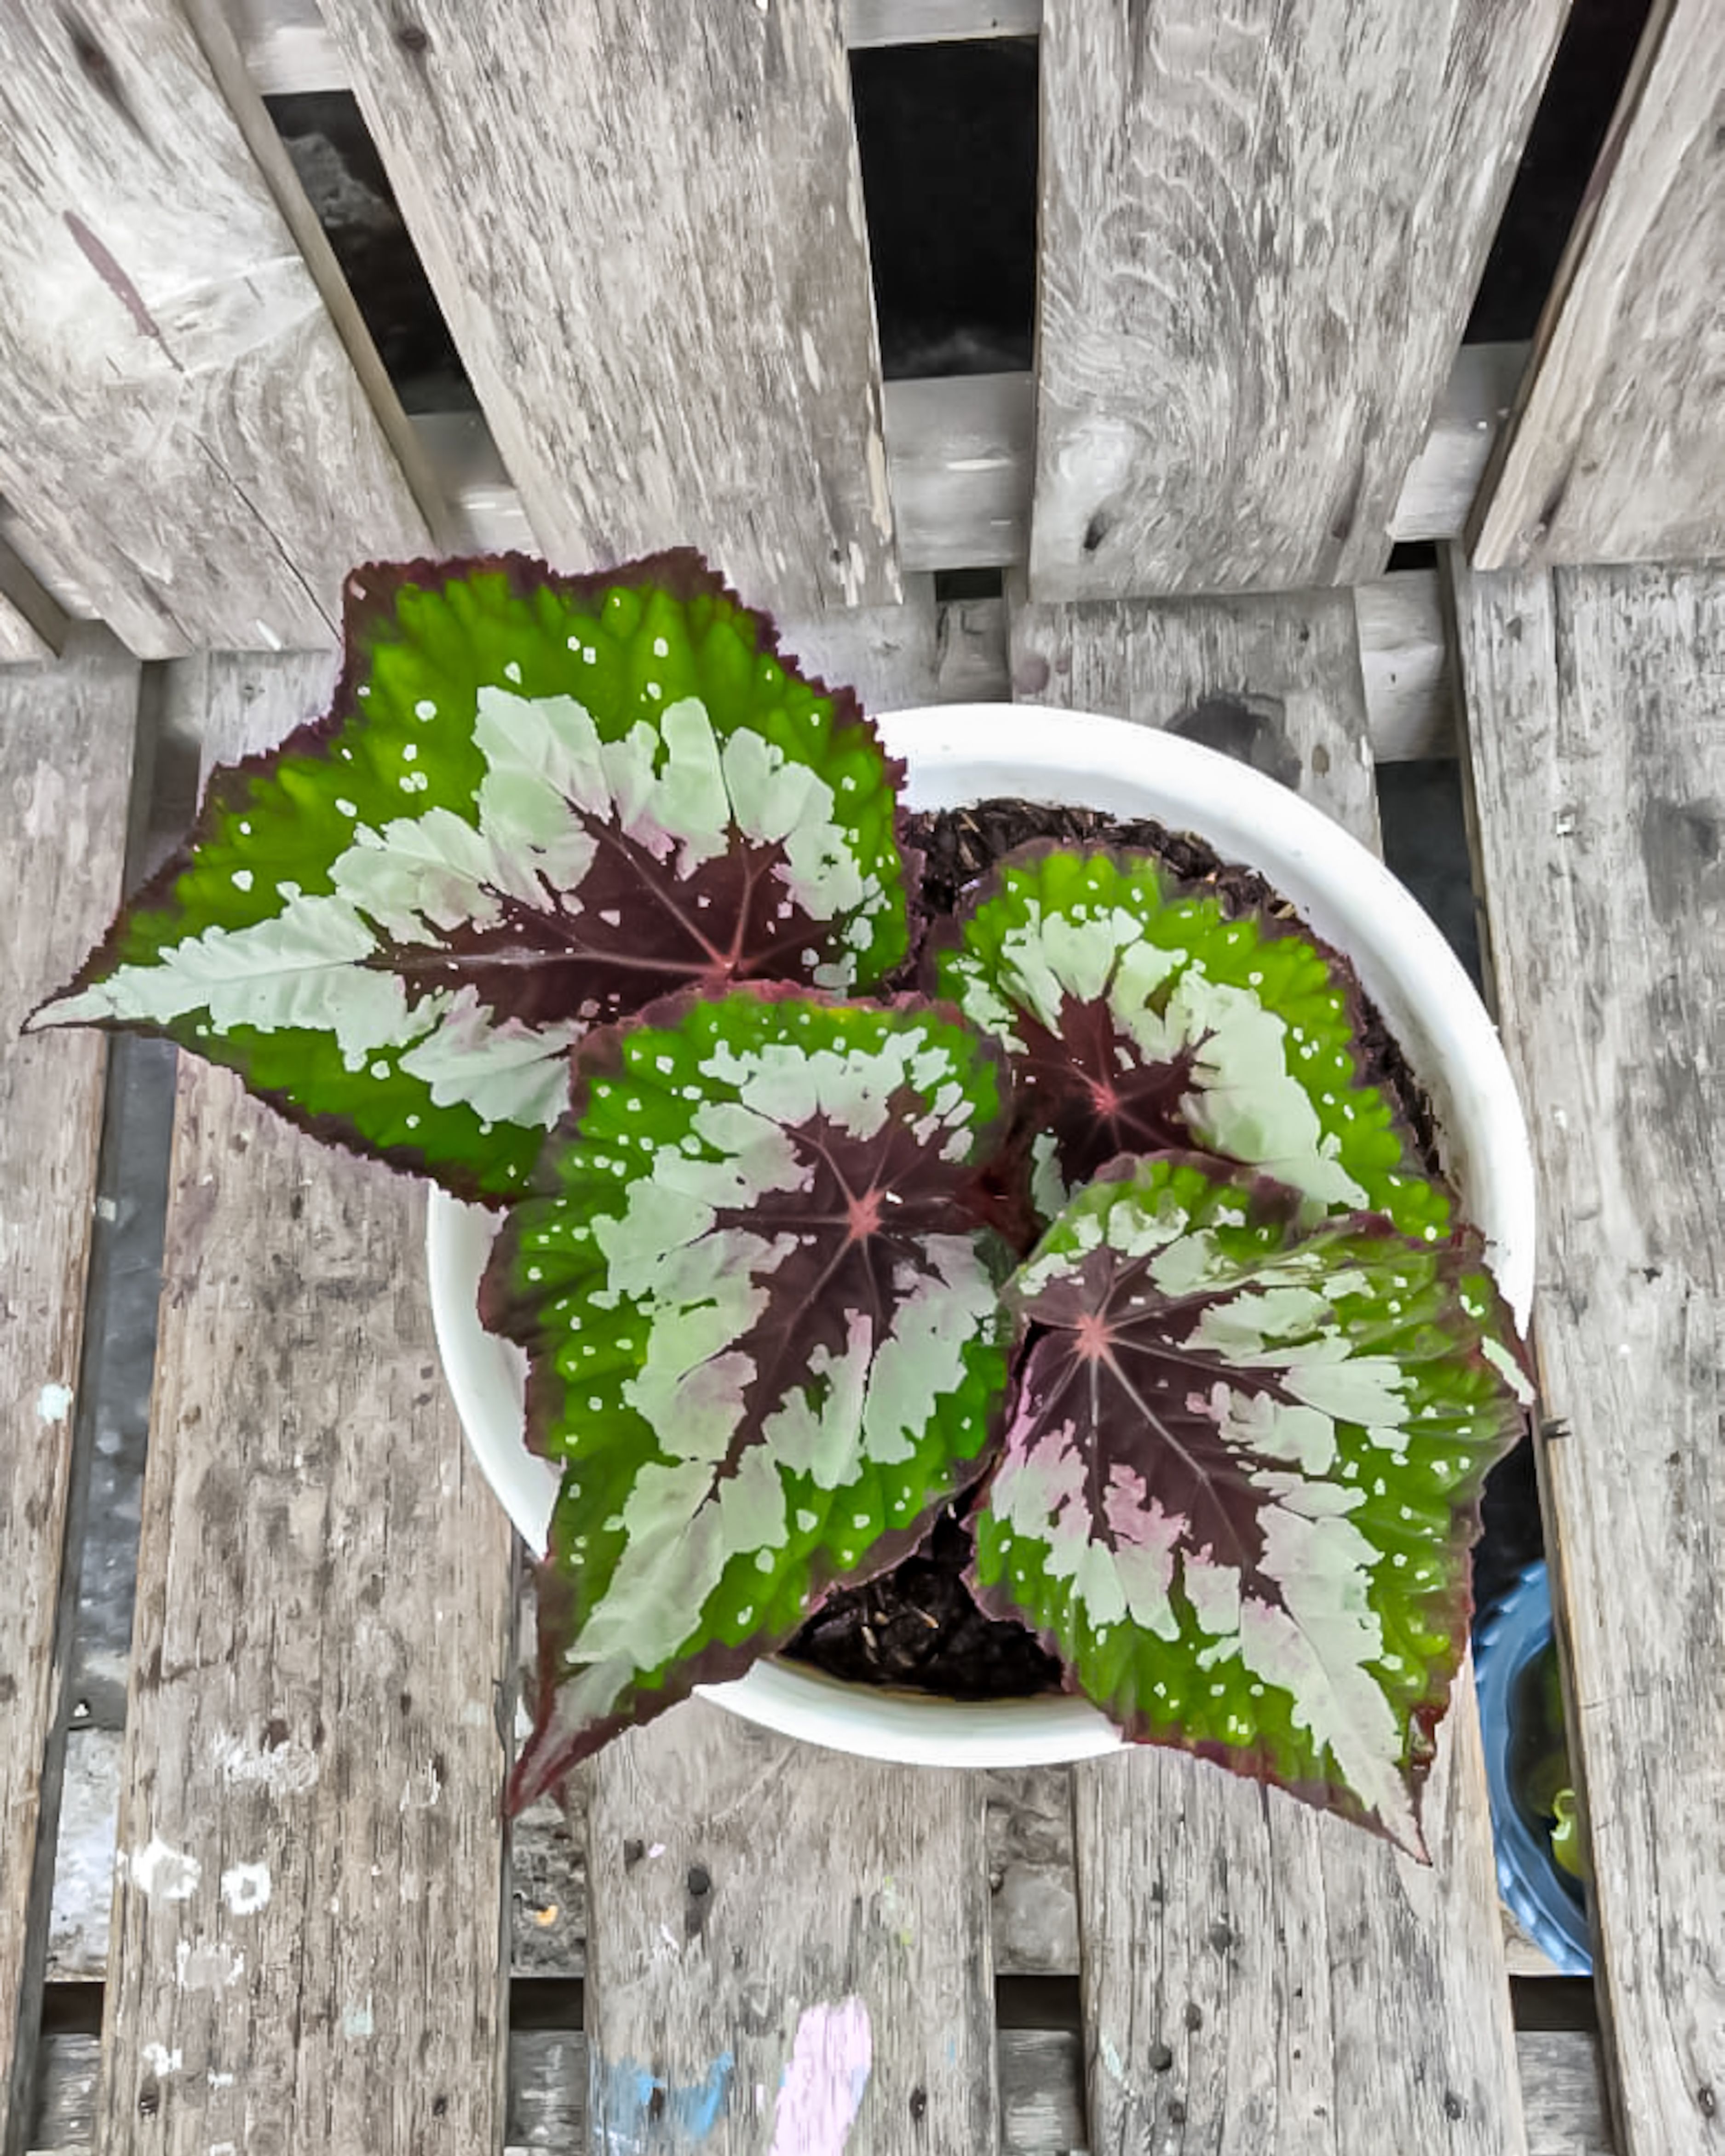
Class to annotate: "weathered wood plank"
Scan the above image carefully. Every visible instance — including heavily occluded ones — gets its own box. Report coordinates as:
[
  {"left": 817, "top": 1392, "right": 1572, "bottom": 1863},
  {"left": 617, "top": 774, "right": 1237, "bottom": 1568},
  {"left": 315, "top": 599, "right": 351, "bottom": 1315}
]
[
  {"left": 1028, "top": 0, "right": 1567, "bottom": 600},
  {"left": 1014, "top": 582, "right": 1523, "bottom": 2154},
  {"left": 227, "top": 0, "right": 1043, "bottom": 96},
  {"left": 0, "top": 2, "right": 428, "bottom": 659},
  {"left": 0, "top": 630, "right": 138, "bottom": 2153},
  {"left": 1450, "top": 556, "right": 1725, "bottom": 2156},
  {"left": 317, "top": 0, "right": 896, "bottom": 617},
  {"left": 91, "top": 654, "right": 515, "bottom": 2152},
  {"left": 584, "top": 1699, "right": 998, "bottom": 2152},
  {"left": 1007, "top": 581, "right": 1383, "bottom": 843},
  {"left": 0, "top": 534, "right": 68, "bottom": 665},
  {"left": 1354, "top": 571, "right": 1456, "bottom": 763},
  {"left": 890, "top": 374, "right": 1034, "bottom": 574},
  {"left": 1471, "top": 3, "right": 1725, "bottom": 571},
  {"left": 1393, "top": 344, "right": 1530, "bottom": 548},
  {"left": 1518, "top": 2031, "right": 1615, "bottom": 2156}
]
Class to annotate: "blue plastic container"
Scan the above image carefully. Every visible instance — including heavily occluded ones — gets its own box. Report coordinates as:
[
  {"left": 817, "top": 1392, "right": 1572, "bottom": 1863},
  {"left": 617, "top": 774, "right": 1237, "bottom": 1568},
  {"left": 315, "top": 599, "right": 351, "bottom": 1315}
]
[{"left": 1473, "top": 1560, "right": 1593, "bottom": 1974}]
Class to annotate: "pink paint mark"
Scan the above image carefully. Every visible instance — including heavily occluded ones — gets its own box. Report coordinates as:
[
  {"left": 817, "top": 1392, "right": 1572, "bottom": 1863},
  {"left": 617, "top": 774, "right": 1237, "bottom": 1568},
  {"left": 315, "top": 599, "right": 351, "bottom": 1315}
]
[{"left": 768, "top": 1996, "right": 872, "bottom": 2156}]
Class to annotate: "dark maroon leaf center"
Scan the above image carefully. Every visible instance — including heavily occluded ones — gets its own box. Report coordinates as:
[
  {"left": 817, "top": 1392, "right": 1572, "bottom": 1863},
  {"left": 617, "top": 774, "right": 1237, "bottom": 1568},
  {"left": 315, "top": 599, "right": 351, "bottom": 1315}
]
[{"left": 1014, "top": 991, "right": 1209, "bottom": 1193}]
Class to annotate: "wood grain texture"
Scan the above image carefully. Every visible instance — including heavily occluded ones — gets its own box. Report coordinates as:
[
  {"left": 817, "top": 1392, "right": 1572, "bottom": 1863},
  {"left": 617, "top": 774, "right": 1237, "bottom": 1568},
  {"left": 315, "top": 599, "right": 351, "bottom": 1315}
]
[
  {"left": 1007, "top": 581, "right": 1383, "bottom": 843},
  {"left": 318, "top": 0, "right": 896, "bottom": 617},
  {"left": 1450, "top": 556, "right": 1725, "bottom": 2156},
  {"left": 1028, "top": 0, "right": 1568, "bottom": 600},
  {"left": 0, "top": 2, "right": 427, "bottom": 659},
  {"left": 584, "top": 1698, "right": 998, "bottom": 2153},
  {"left": 91, "top": 654, "right": 515, "bottom": 2153},
  {"left": 1019, "top": 585, "right": 1524, "bottom": 2154},
  {"left": 1470, "top": 0, "right": 1725, "bottom": 570},
  {"left": 0, "top": 631, "right": 138, "bottom": 2156}
]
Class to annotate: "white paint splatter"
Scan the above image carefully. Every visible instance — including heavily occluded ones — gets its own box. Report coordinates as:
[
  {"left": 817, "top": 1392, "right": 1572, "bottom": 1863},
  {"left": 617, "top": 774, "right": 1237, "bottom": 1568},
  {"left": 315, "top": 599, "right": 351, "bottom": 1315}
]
[
  {"left": 342, "top": 2000, "right": 374, "bottom": 2040},
  {"left": 127, "top": 1838, "right": 201, "bottom": 1902},
  {"left": 768, "top": 1997, "right": 872, "bottom": 2156},
  {"left": 139, "top": 2041, "right": 183, "bottom": 2077},
  {"left": 36, "top": 1382, "right": 73, "bottom": 1423},
  {"left": 220, "top": 1861, "right": 271, "bottom": 1915},
  {"left": 176, "top": 1938, "right": 246, "bottom": 1992},
  {"left": 398, "top": 1760, "right": 442, "bottom": 1811},
  {"left": 211, "top": 1729, "right": 320, "bottom": 1796}
]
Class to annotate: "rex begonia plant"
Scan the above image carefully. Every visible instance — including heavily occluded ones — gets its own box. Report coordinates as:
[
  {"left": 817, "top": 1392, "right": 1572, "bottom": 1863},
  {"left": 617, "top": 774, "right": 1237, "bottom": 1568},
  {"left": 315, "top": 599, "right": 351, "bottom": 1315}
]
[{"left": 29, "top": 550, "right": 1531, "bottom": 1858}]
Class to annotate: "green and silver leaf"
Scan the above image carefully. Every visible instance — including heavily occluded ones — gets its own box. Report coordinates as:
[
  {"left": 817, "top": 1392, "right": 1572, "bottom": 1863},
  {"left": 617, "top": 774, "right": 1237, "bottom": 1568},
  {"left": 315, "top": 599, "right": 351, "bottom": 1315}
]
[
  {"left": 29, "top": 553, "right": 911, "bottom": 1200},
  {"left": 484, "top": 986, "right": 1016, "bottom": 1806},
  {"left": 973, "top": 1151, "right": 1530, "bottom": 1854},
  {"left": 931, "top": 843, "right": 1451, "bottom": 1239}
]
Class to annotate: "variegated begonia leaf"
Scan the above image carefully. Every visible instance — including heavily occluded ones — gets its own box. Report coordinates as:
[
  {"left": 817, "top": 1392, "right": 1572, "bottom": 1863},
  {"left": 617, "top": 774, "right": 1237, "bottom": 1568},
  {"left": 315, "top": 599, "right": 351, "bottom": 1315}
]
[
  {"left": 972, "top": 1151, "right": 1530, "bottom": 1855},
  {"left": 931, "top": 843, "right": 1451, "bottom": 1240},
  {"left": 28, "top": 552, "right": 911, "bottom": 1201},
  {"left": 481, "top": 986, "right": 1016, "bottom": 1806}
]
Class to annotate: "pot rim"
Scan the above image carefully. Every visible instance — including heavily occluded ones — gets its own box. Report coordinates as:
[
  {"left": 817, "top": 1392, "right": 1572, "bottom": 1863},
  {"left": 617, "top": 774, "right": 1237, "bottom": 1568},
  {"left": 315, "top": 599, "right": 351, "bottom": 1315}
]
[{"left": 426, "top": 701, "right": 1536, "bottom": 1768}]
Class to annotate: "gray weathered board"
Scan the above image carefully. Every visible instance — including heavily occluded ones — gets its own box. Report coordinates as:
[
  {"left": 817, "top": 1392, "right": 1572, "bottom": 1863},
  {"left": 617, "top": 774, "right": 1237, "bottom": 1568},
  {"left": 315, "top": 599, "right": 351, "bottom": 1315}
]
[
  {"left": 225, "top": 0, "right": 1044, "bottom": 95},
  {"left": 0, "top": 632, "right": 138, "bottom": 2153},
  {"left": 410, "top": 350, "right": 1525, "bottom": 579},
  {"left": 0, "top": 537, "right": 67, "bottom": 666},
  {"left": 1028, "top": 0, "right": 1566, "bottom": 601},
  {"left": 585, "top": 1700, "right": 998, "bottom": 2154},
  {"left": 1007, "top": 579, "right": 1524, "bottom": 2155},
  {"left": 1450, "top": 556, "right": 1725, "bottom": 2156},
  {"left": 1466, "top": 0, "right": 1725, "bottom": 573},
  {"left": 89, "top": 654, "right": 518, "bottom": 2152},
  {"left": 315, "top": 0, "right": 897, "bottom": 617},
  {"left": 1008, "top": 582, "right": 1384, "bottom": 842},
  {"left": 1470, "top": 0, "right": 1725, "bottom": 572},
  {"left": 0, "top": 1, "right": 427, "bottom": 659}
]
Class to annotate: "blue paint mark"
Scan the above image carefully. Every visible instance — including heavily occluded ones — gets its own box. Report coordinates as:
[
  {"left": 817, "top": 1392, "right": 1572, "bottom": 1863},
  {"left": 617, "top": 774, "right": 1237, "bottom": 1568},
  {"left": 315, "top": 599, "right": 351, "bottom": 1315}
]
[{"left": 595, "top": 2048, "right": 736, "bottom": 2146}]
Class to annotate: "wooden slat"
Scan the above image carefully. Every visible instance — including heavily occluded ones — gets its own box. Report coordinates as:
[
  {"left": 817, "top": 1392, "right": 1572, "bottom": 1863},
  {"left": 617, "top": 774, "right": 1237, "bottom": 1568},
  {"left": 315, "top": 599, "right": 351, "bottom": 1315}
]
[
  {"left": 28, "top": 2021, "right": 1616, "bottom": 2156},
  {"left": 1450, "top": 556, "right": 1725, "bottom": 2156},
  {"left": 1007, "top": 582, "right": 1383, "bottom": 843},
  {"left": 1027, "top": 0, "right": 1567, "bottom": 601},
  {"left": 0, "top": 3, "right": 428, "bottom": 659},
  {"left": 316, "top": 0, "right": 896, "bottom": 618},
  {"left": 0, "top": 630, "right": 138, "bottom": 2153},
  {"left": 585, "top": 1700, "right": 998, "bottom": 2152},
  {"left": 91, "top": 654, "right": 515, "bottom": 2152},
  {"left": 226, "top": 0, "right": 1043, "bottom": 96},
  {"left": 421, "top": 350, "right": 1524, "bottom": 576},
  {"left": 1518, "top": 2031, "right": 1615, "bottom": 2156},
  {"left": 1354, "top": 572, "right": 1456, "bottom": 763},
  {"left": 1010, "top": 580, "right": 1524, "bottom": 2155},
  {"left": 889, "top": 374, "right": 1034, "bottom": 574},
  {"left": 1471, "top": 1, "right": 1725, "bottom": 572},
  {"left": 1393, "top": 344, "right": 1531, "bottom": 548},
  {"left": 0, "top": 535, "right": 68, "bottom": 665}
]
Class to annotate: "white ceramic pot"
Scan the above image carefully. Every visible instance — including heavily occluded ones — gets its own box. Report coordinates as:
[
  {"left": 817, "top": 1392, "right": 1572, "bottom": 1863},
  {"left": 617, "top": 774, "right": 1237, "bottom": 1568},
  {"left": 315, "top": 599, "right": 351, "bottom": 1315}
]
[{"left": 427, "top": 704, "right": 1536, "bottom": 1768}]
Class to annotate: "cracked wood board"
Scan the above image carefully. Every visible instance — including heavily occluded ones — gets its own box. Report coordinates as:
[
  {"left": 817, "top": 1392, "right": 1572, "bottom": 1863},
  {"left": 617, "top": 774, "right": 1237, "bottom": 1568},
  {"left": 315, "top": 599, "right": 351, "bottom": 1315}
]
[
  {"left": 1028, "top": 0, "right": 1567, "bottom": 600},
  {"left": 584, "top": 1699, "right": 998, "bottom": 2153},
  {"left": 1011, "top": 578, "right": 1523, "bottom": 2154},
  {"left": 1451, "top": 555, "right": 1725, "bottom": 2156},
  {"left": 1470, "top": 1, "right": 1725, "bottom": 571},
  {"left": 315, "top": 0, "right": 896, "bottom": 617},
  {"left": 0, "top": 630, "right": 138, "bottom": 2154},
  {"left": 0, "top": 1, "right": 427, "bottom": 658},
  {"left": 91, "top": 654, "right": 516, "bottom": 2152}
]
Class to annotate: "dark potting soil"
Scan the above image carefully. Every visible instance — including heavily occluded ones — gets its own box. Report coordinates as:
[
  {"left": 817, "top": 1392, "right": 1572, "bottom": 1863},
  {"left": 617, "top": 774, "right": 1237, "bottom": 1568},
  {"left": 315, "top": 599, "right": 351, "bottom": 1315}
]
[{"left": 782, "top": 797, "right": 1444, "bottom": 1702}]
